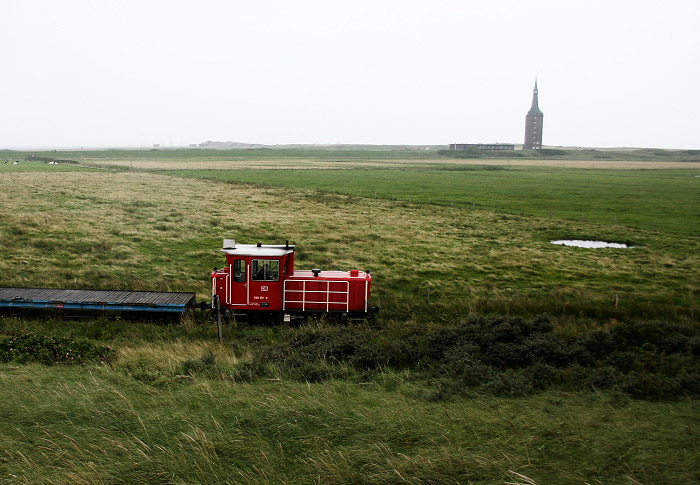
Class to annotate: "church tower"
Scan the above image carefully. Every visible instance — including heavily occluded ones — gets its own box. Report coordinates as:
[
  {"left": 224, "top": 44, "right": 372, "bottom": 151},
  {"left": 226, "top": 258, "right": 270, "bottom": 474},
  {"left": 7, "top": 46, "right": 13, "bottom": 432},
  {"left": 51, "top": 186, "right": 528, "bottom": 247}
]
[{"left": 524, "top": 79, "right": 543, "bottom": 149}]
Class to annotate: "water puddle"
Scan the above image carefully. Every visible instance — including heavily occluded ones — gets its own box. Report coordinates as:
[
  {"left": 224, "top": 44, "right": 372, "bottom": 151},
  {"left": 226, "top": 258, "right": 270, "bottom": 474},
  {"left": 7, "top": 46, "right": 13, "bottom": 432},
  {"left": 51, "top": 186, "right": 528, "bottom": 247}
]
[{"left": 550, "top": 240, "right": 634, "bottom": 249}]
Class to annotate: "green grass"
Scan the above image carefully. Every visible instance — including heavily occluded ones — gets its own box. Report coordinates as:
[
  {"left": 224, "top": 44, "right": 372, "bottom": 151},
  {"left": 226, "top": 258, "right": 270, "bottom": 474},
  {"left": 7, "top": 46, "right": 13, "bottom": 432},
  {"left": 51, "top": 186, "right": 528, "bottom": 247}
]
[
  {"left": 2, "top": 146, "right": 443, "bottom": 162},
  {"left": 0, "top": 161, "right": 94, "bottom": 173},
  {"left": 1, "top": 171, "right": 698, "bottom": 320},
  {"left": 167, "top": 166, "right": 700, "bottom": 236},
  {"left": 438, "top": 147, "right": 700, "bottom": 162},
  {"left": 4, "top": 146, "right": 700, "bottom": 163},
  {"left": 1, "top": 152, "right": 699, "bottom": 483},
  {"left": 1, "top": 341, "right": 698, "bottom": 484}
]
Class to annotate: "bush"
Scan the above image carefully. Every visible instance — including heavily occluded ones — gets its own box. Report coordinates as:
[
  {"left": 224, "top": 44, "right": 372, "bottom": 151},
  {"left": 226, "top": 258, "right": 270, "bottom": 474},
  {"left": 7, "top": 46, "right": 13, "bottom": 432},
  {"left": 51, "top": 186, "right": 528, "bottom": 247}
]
[
  {"left": 576, "top": 329, "right": 616, "bottom": 363},
  {"left": 485, "top": 370, "right": 534, "bottom": 397},
  {"left": 529, "top": 363, "right": 559, "bottom": 390},
  {"left": 179, "top": 351, "right": 218, "bottom": 376},
  {"left": 0, "top": 332, "right": 114, "bottom": 365},
  {"left": 522, "top": 334, "right": 574, "bottom": 367},
  {"left": 232, "top": 361, "right": 262, "bottom": 383},
  {"left": 586, "top": 366, "right": 623, "bottom": 391},
  {"left": 233, "top": 315, "right": 700, "bottom": 401}
]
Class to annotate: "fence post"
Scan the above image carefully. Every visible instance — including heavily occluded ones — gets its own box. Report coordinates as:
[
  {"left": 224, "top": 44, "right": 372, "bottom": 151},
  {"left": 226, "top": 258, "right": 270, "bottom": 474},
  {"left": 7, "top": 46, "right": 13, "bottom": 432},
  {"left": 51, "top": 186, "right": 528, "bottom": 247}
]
[{"left": 215, "top": 295, "right": 223, "bottom": 343}]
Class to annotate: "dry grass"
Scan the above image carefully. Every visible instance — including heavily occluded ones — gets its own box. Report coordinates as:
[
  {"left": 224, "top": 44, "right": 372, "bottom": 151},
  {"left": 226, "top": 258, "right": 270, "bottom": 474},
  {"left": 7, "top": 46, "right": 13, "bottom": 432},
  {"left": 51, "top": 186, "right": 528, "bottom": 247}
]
[
  {"left": 78, "top": 157, "right": 700, "bottom": 171},
  {"left": 116, "top": 340, "right": 241, "bottom": 375},
  {"left": 0, "top": 171, "right": 697, "bottom": 319}
]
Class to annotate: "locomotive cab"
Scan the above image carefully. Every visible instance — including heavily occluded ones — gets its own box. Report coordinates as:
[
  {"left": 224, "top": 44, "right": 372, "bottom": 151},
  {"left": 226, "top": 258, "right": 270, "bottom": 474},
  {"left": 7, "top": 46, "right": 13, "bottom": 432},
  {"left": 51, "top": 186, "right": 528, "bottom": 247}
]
[{"left": 211, "top": 239, "right": 376, "bottom": 322}]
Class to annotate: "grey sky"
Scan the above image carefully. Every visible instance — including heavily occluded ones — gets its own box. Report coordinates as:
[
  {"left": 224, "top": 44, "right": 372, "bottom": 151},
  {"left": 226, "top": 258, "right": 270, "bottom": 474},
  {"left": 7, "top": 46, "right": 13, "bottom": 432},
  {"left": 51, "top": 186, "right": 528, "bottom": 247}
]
[{"left": 2, "top": 0, "right": 698, "bottom": 149}]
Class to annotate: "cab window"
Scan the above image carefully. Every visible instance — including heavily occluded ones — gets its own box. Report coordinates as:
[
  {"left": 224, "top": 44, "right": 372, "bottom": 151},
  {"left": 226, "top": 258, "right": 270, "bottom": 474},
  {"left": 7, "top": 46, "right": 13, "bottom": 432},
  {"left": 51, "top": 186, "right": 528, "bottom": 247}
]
[
  {"left": 233, "top": 259, "right": 246, "bottom": 283},
  {"left": 251, "top": 259, "right": 279, "bottom": 281}
]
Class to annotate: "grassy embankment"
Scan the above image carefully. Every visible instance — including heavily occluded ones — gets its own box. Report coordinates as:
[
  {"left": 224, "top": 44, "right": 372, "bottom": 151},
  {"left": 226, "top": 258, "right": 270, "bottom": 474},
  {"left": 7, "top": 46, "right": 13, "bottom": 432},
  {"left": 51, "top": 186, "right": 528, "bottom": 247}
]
[{"left": 1, "top": 159, "right": 699, "bottom": 483}]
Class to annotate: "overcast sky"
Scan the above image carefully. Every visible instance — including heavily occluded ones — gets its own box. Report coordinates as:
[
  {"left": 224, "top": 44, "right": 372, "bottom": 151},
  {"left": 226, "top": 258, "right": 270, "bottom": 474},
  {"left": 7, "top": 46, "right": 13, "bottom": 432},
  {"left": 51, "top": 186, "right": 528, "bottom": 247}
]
[{"left": 1, "top": 0, "right": 698, "bottom": 149}]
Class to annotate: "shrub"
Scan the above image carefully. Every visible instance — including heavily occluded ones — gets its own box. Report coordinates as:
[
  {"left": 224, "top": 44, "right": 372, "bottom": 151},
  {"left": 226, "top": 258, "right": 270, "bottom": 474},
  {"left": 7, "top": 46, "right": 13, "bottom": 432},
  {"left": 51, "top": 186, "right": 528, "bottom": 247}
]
[
  {"left": 612, "top": 321, "right": 690, "bottom": 350},
  {"left": 522, "top": 333, "right": 574, "bottom": 367},
  {"left": 689, "top": 335, "right": 700, "bottom": 356},
  {"left": 179, "top": 351, "right": 218, "bottom": 376},
  {"left": 485, "top": 370, "right": 534, "bottom": 397},
  {"left": 441, "top": 343, "right": 482, "bottom": 376},
  {"left": 232, "top": 361, "right": 262, "bottom": 383},
  {"left": 0, "top": 332, "right": 114, "bottom": 365},
  {"left": 528, "top": 363, "right": 559, "bottom": 390},
  {"left": 586, "top": 366, "right": 623, "bottom": 391},
  {"left": 234, "top": 315, "right": 700, "bottom": 401},
  {"left": 576, "top": 329, "right": 616, "bottom": 363},
  {"left": 456, "top": 363, "right": 494, "bottom": 388}
]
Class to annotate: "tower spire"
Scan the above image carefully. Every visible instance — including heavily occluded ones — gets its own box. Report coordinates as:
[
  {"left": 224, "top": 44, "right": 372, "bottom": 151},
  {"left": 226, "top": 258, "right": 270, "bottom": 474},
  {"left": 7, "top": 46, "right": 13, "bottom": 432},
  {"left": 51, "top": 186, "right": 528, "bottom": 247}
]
[
  {"left": 527, "top": 79, "right": 543, "bottom": 116},
  {"left": 524, "top": 78, "right": 544, "bottom": 149}
]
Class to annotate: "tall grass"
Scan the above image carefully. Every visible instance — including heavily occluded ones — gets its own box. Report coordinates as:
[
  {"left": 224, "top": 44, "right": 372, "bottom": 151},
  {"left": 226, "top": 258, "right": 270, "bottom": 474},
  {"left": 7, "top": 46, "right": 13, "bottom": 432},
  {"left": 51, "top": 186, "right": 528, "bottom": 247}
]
[{"left": 1, "top": 356, "right": 698, "bottom": 483}]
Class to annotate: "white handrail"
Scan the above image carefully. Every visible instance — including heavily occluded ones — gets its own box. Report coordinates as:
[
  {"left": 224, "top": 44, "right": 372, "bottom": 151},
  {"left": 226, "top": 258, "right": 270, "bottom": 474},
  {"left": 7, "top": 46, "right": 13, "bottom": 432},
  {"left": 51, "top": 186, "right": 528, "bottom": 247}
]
[{"left": 283, "top": 279, "right": 350, "bottom": 312}]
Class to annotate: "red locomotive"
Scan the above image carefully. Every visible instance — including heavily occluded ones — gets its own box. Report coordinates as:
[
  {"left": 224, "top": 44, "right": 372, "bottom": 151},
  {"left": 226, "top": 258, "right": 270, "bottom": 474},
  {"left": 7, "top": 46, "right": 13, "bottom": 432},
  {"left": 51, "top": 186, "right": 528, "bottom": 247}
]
[{"left": 211, "top": 240, "right": 378, "bottom": 323}]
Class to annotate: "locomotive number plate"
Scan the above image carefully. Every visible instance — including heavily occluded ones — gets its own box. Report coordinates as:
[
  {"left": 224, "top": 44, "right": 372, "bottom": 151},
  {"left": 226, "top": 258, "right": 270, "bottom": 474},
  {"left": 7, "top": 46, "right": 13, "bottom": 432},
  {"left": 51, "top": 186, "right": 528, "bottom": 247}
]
[{"left": 261, "top": 286, "right": 268, "bottom": 292}]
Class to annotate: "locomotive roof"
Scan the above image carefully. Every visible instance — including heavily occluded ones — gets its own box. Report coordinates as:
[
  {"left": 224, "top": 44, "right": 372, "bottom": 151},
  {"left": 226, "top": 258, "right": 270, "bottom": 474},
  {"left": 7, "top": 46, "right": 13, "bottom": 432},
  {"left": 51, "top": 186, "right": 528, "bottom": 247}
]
[{"left": 221, "top": 241, "right": 295, "bottom": 257}]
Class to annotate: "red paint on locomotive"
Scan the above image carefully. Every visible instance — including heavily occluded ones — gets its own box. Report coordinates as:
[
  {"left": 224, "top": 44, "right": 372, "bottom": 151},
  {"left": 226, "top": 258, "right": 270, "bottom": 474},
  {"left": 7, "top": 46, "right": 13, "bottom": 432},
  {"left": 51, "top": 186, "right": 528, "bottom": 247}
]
[{"left": 211, "top": 240, "right": 375, "bottom": 322}]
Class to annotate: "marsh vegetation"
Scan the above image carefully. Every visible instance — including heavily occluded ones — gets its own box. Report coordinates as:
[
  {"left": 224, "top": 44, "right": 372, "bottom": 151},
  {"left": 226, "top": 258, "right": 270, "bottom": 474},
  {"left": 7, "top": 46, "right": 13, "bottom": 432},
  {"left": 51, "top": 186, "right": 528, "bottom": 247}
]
[{"left": 1, "top": 150, "right": 698, "bottom": 483}]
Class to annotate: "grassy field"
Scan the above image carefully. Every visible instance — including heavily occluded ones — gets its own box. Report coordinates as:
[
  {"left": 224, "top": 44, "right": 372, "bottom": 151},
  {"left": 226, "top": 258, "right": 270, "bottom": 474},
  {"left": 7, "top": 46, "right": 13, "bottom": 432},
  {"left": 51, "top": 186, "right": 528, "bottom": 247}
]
[
  {"left": 4, "top": 146, "right": 700, "bottom": 171},
  {"left": 1, "top": 170, "right": 698, "bottom": 319},
  {"left": 0, "top": 161, "right": 95, "bottom": 173},
  {"left": 2, "top": 361, "right": 698, "bottom": 483},
  {"left": 4, "top": 146, "right": 700, "bottom": 161},
  {"left": 166, "top": 166, "right": 700, "bottom": 236},
  {"left": 1, "top": 152, "right": 699, "bottom": 483}
]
